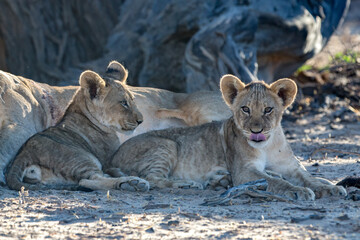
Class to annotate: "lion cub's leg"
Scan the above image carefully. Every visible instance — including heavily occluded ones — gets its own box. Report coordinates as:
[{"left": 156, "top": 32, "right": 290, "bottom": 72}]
[
  {"left": 141, "top": 153, "right": 204, "bottom": 189},
  {"left": 233, "top": 167, "right": 315, "bottom": 200},
  {"left": 265, "top": 176, "right": 315, "bottom": 201},
  {"left": 267, "top": 150, "right": 346, "bottom": 198},
  {"left": 18, "top": 154, "right": 149, "bottom": 191},
  {"left": 113, "top": 137, "right": 203, "bottom": 189},
  {"left": 265, "top": 136, "right": 347, "bottom": 198},
  {"left": 103, "top": 168, "right": 127, "bottom": 178},
  {"left": 104, "top": 168, "right": 202, "bottom": 190},
  {"left": 282, "top": 166, "right": 347, "bottom": 199},
  {"left": 79, "top": 174, "right": 149, "bottom": 192}
]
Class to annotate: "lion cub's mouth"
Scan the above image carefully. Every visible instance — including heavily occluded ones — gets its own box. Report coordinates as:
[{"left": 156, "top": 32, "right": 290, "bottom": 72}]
[{"left": 250, "top": 133, "right": 266, "bottom": 142}]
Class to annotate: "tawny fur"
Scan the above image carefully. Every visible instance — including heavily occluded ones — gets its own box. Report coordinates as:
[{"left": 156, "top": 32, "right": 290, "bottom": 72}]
[
  {"left": 156, "top": 91, "right": 231, "bottom": 126},
  {"left": 107, "top": 75, "right": 347, "bottom": 200},
  {"left": 5, "top": 68, "right": 149, "bottom": 191}
]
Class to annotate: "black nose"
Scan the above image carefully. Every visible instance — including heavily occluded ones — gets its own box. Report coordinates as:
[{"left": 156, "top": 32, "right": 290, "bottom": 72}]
[
  {"left": 137, "top": 120, "right": 143, "bottom": 125},
  {"left": 250, "top": 129, "right": 263, "bottom": 134}
]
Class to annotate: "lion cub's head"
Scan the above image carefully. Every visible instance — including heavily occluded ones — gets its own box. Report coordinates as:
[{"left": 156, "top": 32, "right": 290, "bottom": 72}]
[
  {"left": 220, "top": 75, "right": 297, "bottom": 148},
  {"left": 78, "top": 67, "right": 143, "bottom": 132}
]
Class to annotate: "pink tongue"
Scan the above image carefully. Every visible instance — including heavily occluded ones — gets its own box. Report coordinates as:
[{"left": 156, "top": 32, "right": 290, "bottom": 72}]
[{"left": 250, "top": 133, "right": 266, "bottom": 142}]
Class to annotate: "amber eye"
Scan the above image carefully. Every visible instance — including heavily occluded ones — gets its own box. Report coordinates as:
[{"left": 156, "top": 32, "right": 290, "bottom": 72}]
[
  {"left": 120, "top": 100, "right": 129, "bottom": 109},
  {"left": 264, "top": 107, "right": 273, "bottom": 114},
  {"left": 241, "top": 106, "right": 250, "bottom": 114}
]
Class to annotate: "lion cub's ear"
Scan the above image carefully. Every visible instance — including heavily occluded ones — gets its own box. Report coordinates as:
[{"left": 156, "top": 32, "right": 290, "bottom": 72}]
[
  {"left": 270, "top": 78, "right": 297, "bottom": 108},
  {"left": 105, "top": 60, "right": 128, "bottom": 83},
  {"left": 79, "top": 70, "right": 106, "bottom": 100},
  {"left": 220, "top": 74, "right": 246, "bottom": 106}
]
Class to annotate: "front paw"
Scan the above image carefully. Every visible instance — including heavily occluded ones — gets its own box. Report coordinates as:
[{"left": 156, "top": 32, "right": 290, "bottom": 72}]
[
  {"left": 205, "top": 170, "right": 231, "bottom": 189},
  {"left": 117, "top": 176, "right": 150, "bottom": 192},
  {"left": 268, "top": 179, "right": 315, "bottom": 200},
  {"left": 313, "top": 185, "right": 347, "bottom": 198},
  {"left": 282, "top": 187, "right": 315, "bottom": 201}
]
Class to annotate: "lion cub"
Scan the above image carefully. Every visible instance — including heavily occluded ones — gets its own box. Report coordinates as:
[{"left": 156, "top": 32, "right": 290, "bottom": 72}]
[
  {"left": 5, "top": 68, "right": 149, "bottom": 191},
  {"left": 107, "top": 75, "right": 346, "bottom": 200}
]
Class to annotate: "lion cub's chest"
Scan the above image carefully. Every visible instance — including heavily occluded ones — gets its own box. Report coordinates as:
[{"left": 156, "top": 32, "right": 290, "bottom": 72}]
[{"left": 252, "top": 150, "right": 267, "bottom": 172}]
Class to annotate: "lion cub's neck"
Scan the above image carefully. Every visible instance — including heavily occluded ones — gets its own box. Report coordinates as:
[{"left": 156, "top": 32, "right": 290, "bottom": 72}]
[{"left": 58, "top": 92, "right": 120, "bottom": 161}]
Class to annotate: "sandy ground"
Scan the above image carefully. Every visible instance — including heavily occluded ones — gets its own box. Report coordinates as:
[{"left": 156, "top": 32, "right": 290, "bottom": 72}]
[{"left": 0, "top": 100, "right": 359, "bottom": 240}]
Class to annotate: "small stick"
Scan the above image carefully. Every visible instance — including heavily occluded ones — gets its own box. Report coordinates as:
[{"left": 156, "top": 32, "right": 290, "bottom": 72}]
[
  {"left": 348, "top": 105, "right": 360, "bottom": 116},
  {"left": 310, "top": 148, "right": 360, "bottom": 159},
  {"left": 244, "top": 188, "right": 291, "bottom": 203},
  {"left": 283, "top": 207, "right": 327, "bottom": 213},
  {"left": 201, "top": 179, "right": 290, "bottom": 206}
]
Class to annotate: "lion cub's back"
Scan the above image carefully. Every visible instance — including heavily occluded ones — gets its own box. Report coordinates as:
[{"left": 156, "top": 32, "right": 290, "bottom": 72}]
[{"left": 111, "top": 121, "right": 225, "bottom": 180}]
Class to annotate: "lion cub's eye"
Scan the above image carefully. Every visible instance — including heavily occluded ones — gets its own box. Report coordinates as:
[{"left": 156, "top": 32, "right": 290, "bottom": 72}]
[
  {"left": 264, "top": 107, "right": 273, "bottom": 114},
  {"left": 120, "top": 100, "right": 129, "bottom": 109},
  {"left": 241, "top": 106, "right": 250, "bottom": 114}
]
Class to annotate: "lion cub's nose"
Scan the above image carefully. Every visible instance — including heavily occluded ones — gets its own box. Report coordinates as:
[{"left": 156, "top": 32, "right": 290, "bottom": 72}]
[{"left": 137, "top": 120, "right": 143, "bottom": 125}]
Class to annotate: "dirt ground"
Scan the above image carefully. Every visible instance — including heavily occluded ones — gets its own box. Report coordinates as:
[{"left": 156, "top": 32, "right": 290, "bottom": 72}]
[
  {"left": 1, "top": 103, "right": 359, "bottom": 239},
  {"left": 0, "top": 3, "right": 360, "bottom": 240},
  {"left": 0, "top": 68, "right": 359, "bottom": 240}
]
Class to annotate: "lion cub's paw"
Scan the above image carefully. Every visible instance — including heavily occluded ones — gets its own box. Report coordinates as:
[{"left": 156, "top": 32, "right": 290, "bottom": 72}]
[
  {"left": 23, "top": 165, "right": 42, "bottom": 183},
  {"left": 283, "top": 187, "right": 315, "bottom": 201},
  {"left": 313, "top": 185, "right": 347, "bottom": 199},
  {"left": 206, "top": 170, "right": 231, "bottom": 189},
  {"left": 117, "top": 177, "right": 150, "bottom": 192}
]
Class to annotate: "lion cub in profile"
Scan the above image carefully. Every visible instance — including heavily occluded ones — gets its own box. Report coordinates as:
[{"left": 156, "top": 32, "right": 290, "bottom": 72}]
[
  {"left": 6, "top": 68, "right": 149, "bottom": 192},
  {"left": 108, "top": 75, "right": 346, "bottom": 200}
]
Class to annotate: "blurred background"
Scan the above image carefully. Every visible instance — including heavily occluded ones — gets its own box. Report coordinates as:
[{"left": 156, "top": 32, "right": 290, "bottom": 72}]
[{"left": 0, "top": 0, "right": 357, "bottom": 94}]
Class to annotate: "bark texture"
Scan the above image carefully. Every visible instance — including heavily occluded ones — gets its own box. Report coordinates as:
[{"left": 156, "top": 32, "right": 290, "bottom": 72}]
[{"left": 0, "top": 0, "right": 349, "bottom": 91}]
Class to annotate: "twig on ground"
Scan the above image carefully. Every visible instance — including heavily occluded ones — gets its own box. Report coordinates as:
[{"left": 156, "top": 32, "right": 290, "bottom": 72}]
[
  {"left": 283, "top": 207, "right": 327, "bottom": 213},
  {"left": 290, "top": 214, "right": 325, "bottom": 223},
  {"left": 201, "top": 179, "right": 291, "bottom": 206},
  {"left": 348, "top": 105, "right": 360, "bottom": 116},
  {"left": 18, "top": 186, "right": 29, "bottom": 206},
  {"left": 143, "top": 203, "right": 171, "bottom": 210},
  {"left": 310, "top": 148, "right": 360, "bottom": 159}
]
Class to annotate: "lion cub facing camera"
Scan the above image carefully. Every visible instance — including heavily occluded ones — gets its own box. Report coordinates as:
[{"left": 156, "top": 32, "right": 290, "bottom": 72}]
[
  {"left": 6, "top": 68, "right": 149, "bottom": 192},
  {"left": 107, "top": 75, "right": 346, "bottom": 200}
]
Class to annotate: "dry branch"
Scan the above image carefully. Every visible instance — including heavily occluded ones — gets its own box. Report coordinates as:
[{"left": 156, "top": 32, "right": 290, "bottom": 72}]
[
  {"left": 310, "top": 148, "right": 360, "bottom": 159},
  {"left": 201, "top": 179, "right": 291, "bottom": 206}
]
